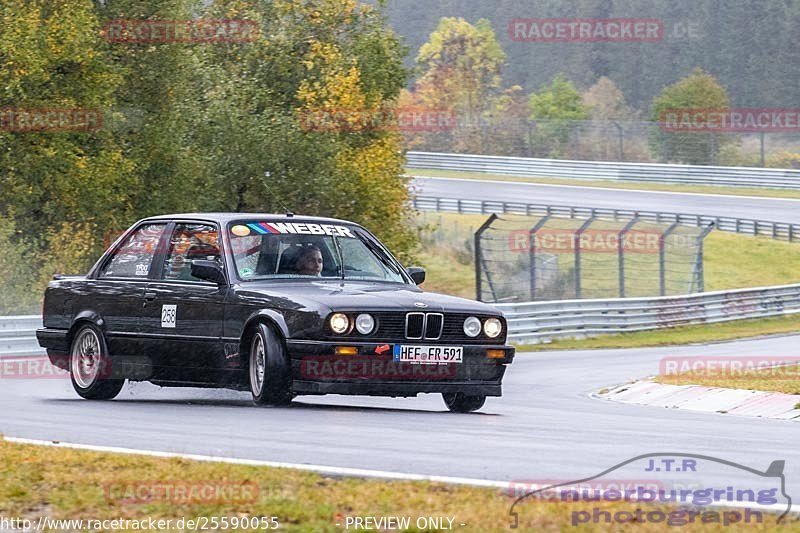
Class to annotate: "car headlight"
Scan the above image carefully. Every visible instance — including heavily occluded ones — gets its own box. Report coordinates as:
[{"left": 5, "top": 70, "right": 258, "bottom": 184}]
[
  {"left": 330, "top": 313, "right": 350, "bottom": 334},
  {"left": 355, "top": 313, "right": 375, "bottom": 335},
  {"left": 484, "top": 317, "right": 503, "bottom": 338},
  {"left": 463, "top": 316, "right": 481, "bottom": 337}
]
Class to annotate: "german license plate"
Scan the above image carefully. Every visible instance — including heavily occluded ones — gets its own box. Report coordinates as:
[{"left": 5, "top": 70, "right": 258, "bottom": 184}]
[{"left": 392, "top": 345, "right": 463, "bottom": 364}]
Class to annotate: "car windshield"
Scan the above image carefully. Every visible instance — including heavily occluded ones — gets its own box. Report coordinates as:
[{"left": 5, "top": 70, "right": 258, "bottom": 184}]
[{"left": 228, "top": 220, "right": 408, "bottom": 283}]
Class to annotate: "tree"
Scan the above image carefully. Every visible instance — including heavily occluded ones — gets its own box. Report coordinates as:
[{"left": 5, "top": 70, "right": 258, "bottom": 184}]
[
  {"left": 0, "top": 0, "right": 135, "bottom": 294},
  {"left": 198, "top": 0, "right": 416, "bottom": 259},
  {"left": 581, "top": 77, "right": 642, "bottom": 161},
  {"left": 414, "top": 17, "right": 506, "bottom": 153},
  {"left": 94, "top": 0, "right": 209, "bottom": 217},
  {"left": 650, "top": 68, "right": 730, "bottom": 164},
  {"left": 583, "top": 77, "right": 635, "bottom": 121},
  {"left": 528, "top": 74, "right": 589, "bottom": 158}
]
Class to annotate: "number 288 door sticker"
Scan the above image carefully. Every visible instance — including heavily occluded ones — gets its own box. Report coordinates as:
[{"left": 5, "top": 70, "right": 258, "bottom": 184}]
[{"left": 161, "top": 304, "right": 177, "bottom": 328}]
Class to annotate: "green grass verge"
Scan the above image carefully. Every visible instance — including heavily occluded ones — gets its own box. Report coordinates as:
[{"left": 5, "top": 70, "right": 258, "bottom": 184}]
[
  {"left": 0, "top": 439, "right": 793, "bottom": 532},
  {"left": 515, "top": 314, "right": 800, "bottom": 352},
  {"left": 408, "top": 167, "right": 800, "bottom": 200}
]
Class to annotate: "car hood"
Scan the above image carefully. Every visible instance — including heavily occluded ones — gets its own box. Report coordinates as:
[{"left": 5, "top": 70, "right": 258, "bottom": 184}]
[{"left": 234, "top": 280, "right": 502, "bottom": 315}]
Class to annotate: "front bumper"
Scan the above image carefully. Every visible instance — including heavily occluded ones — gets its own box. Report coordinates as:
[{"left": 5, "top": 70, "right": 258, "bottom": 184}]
[{"left": 286, "top": 339, "right": 514, "bottom": 397}]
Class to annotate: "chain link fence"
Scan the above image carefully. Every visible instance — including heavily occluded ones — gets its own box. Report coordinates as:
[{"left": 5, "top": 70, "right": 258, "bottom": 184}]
[
  {"left": 404, "top": 119, "right": 800, "bottom": 167},
  {"left": 474, "top": 213, "right": 712, "bottom": 303}
]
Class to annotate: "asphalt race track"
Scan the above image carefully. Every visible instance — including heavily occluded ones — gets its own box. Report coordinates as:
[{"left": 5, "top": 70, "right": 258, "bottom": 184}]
[
  {"left": 3, "top": 180, "right": 800, "bottom": 517},
  {"left": 413, "top": 176, "right": 800, "bottom": 224},
  {"left": 2, "top": 333, "right": 799, "bottom": 497}
]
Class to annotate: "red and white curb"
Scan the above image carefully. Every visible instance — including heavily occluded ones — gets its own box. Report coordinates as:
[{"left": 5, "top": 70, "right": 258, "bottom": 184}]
[{"left": 599, "top": 381, "right": 800, "bottom": 420}]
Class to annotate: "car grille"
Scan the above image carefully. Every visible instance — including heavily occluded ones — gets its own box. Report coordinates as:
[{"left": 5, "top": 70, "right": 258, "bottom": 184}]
[{"left": 329, "top": 312, "right": 505, "bottom": 344}]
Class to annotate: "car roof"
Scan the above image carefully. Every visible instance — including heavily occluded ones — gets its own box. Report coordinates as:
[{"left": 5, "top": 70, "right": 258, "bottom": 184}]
[{"left": 142, "top": 213, "right": 357, "bottom": 225}]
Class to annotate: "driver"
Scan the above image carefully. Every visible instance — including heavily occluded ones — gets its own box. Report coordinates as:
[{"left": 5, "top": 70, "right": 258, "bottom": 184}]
[{"left": 295, "top": 245, "right": 323, "bottom": 276}]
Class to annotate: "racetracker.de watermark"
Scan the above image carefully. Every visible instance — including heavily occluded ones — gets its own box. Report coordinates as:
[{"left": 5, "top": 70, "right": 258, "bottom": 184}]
[
  {"left": 298, "top": 108, "right": 455, "bottom": 133},
  {"left": 0, "top": 357, "right": 68, "bottom": 379},
  {"left": 509, "top": 18, "right": 663, "bottom": 42},
  {"left": 0, "top": 108, "right": 101, "bottom": 132},
  {"left": 506, "top": 228, "right": 693, "bottom": 254},
  {"left": 102, "top": 19, "right": 259, "bottom": 43},
  {"left": 300, "top": 356, "right": 457, "bottom": 380},
  {"left": 659, "top": 356, "right": 800, "bottom": 378},
  {"left": 0, "top": 355, "right": 152, "bottom": 380},
  {"left": 103, "top": 481, "right": 259, "bottom": 505},
  {"left": 660, "top": 109, "right": 800, "bottom": 132}
]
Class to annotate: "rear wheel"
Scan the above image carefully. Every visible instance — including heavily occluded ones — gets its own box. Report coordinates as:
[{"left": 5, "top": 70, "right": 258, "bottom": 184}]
[
  {"left": 69, "top": 324, "right": 125, "bottom": 400},
  {"left": 248, "top": 323, "right": 292, "bottom": 406},
  {"left": 442, "top": 393, "right": 486, "bottom": 413}
]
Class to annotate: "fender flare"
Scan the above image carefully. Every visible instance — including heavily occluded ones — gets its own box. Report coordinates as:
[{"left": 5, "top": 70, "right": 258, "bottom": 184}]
[
  {"left": 241, "top": 309, "right": 291, "bottom": 344},
  {"left": 69, "top": 310, "right": 107, "bottom": 340}
]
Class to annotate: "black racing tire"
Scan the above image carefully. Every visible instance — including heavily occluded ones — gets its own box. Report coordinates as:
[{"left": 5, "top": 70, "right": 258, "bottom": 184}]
[
  {"left": 442, "top": 393, "right": 486, "bottom": 413},
  {"left": 69, "top": 324, "right": 125, "bottom": 400},
  {"left": 248, "top": 322, "right": 293, "bottom": 406}
]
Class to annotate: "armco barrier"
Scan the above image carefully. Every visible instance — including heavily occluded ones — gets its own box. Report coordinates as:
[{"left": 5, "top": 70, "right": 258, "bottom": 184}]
[
  {"left": 407, "top": 151, "right": 800, "bottom": 189},
  {"left": 4, "top": 282, "right": 799, "bottom": 348},
  {"left": 0, "top": 315, "right": 44, "bottom": 357},
  {"left": 496, "top": 283, "right": 800, "bottom": 344},
  {"left": 412, "top": 196, "right": 800, "bottom": 241}
]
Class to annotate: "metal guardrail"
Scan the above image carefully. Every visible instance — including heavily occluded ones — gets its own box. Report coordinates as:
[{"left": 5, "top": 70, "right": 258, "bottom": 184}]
[
  {"left": 407, "top": 151, "right": 800, "bottom": 189},
  {"left": 0, "top": 315, "right": 44, "bottom": 358},
  {"left": 3, "top": 285, "right": 798, "bottom": 350},
  {"left": 412, "top": 196, "right": 800, "bottom": 242},
  {"left": 496, "top": 283, "right": 800, "bottom": 344}
]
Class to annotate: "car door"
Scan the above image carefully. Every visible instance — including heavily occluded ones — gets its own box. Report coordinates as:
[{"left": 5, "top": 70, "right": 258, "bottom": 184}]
[
  {"left": 92, "top": 222, "right": 170, "bottom": 368},
  {"left": 139, "top": 221, "right": 227, "bottom": 384}
]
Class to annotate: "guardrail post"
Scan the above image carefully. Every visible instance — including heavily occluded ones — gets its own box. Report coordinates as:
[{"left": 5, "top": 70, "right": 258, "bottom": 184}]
[
  {"left": 659, "top": 221, "right": 680, "bottom": 296},
  {"left": 528, "top": 216, "right": 552, "bottom": 300},
  {"left": 474, "top": 214, "right": 498, "bottom": 302},
  {"left": 693, "top": 223, "right": 715, "bottom": 293},
  {"left": 618, "top": 217, "right": 640, "bottom": 298},
  {"left": 574, "top": 217, "right": 596, "bottom": 299}
]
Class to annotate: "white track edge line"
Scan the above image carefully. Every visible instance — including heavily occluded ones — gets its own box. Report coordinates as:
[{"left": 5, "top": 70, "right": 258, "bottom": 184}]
[{"left": 3, "top": 436, "right": 508, "bottom": 489}]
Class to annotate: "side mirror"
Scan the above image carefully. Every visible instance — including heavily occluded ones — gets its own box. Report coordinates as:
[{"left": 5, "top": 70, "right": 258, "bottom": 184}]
[
  {"left": 191, "top": 260, "right": 226, "bottom": 285},
  {"left": 406, "top": 266, "right": 426, "bottom": 285}
]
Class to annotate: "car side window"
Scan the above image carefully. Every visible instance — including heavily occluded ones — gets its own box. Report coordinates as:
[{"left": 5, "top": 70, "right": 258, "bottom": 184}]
[
  {"left": 98, "top": 223, "right": 167, "bottom": 279},
  {"left": 161, "top": 224, "right": 221, "bottom": 282}
]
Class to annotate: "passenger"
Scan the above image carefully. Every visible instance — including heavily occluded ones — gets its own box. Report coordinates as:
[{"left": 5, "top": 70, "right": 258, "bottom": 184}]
[{"left": 295, "top": 245, "right": 323, "bottom": 276}]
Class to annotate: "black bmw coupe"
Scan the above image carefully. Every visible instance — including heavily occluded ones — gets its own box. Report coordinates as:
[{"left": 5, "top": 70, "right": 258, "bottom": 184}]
[{"left": 37, "top": 213, "right": 515, "bottom": 412}]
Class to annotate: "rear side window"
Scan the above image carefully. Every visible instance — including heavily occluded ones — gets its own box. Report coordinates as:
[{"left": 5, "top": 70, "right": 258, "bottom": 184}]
[
  {"left": 161, "top": 223, "right": 221, "bottom": 282},
  {"left": 98, "top": 223, "right": 167, "bottom": 279}
]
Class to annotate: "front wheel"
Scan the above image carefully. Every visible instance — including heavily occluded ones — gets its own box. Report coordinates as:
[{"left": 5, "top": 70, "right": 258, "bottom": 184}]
[
  {"left": 249, "top": 323, "right": 292, "bottom": 406},
  {"left": 442, "top": 393, "right": 486, "bottom": 413},
  {"left": 69, "top": 324, "right": 125, "bottom": 400}
]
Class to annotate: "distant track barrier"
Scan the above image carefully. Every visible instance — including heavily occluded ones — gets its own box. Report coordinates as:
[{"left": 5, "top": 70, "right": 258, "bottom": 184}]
[
  {"left": 407, "top": 151, "right": 800, "bottom": 189},
  {"left": 412, "top": 196, "right": 800, "bottom": 242},
  {"left": 496, "top": 283, "right": 800, "bottom": 344},
  {"left": 0, "top": 316, "right": 44, "bottom": 358}
]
